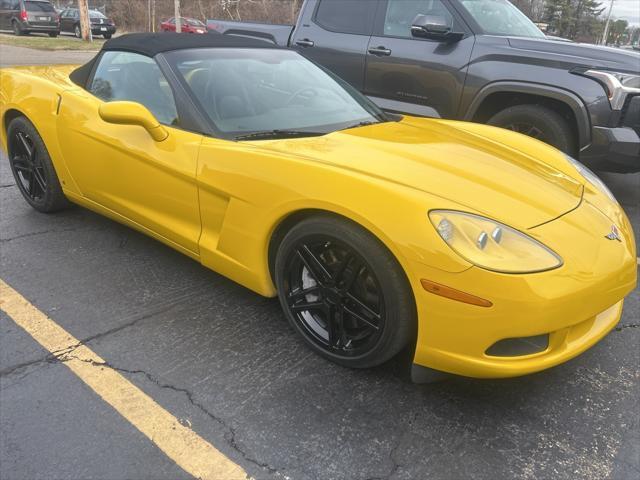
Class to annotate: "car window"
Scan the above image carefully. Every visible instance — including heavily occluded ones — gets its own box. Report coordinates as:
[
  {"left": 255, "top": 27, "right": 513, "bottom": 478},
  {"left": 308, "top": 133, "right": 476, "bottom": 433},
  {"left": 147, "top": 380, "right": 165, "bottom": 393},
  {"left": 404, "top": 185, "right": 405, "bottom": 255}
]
[
  {"left": 168, "top": 18, "right": 175, "bottom": 24},
  {"left": 314, "top": 0, "right": 377, "bottom": 35},
  {"left": 89, "top": 51, "right": 179, "bottom": 126},
  {"left": 25, "top": 1, "right": 55, "bottom": 12},
  {"left": 383, "top": 0, "right": 453, "bottom": 37},
  {"left": 10, "top": 0, "right": 20, "bottom": 9},
  {"left": 458, "top": 0, "right": 545, "bottom": 38}
]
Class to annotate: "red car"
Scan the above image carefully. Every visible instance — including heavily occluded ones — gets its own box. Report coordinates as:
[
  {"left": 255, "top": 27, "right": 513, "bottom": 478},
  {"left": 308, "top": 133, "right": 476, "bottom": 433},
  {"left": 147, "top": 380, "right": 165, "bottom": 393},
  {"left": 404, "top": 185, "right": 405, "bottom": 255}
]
[{"left": 160, "top": 17, "right": 208, "bottom": 34}]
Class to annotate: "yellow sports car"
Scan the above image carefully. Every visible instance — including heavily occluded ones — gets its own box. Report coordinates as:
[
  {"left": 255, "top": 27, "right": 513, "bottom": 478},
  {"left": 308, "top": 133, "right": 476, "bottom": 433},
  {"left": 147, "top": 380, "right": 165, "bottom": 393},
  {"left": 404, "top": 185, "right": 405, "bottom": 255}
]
[{"left": 0, "top": 34, "right": 636, "bottom": 381}]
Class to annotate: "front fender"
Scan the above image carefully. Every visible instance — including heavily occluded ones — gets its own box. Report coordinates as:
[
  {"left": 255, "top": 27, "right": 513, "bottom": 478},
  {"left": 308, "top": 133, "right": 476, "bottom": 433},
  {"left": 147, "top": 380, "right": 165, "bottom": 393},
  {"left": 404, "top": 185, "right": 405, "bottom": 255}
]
[{"left": 463, "top": 81, "right": 592, "bottom": 149}]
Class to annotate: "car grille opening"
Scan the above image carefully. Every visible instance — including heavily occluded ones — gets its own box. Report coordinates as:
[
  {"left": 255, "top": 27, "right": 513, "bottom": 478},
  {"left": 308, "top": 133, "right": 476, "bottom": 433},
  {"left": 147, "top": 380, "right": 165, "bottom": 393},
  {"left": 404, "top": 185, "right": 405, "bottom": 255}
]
[{"left": 485, "top": 334, "right": 549, "bottom": 357}]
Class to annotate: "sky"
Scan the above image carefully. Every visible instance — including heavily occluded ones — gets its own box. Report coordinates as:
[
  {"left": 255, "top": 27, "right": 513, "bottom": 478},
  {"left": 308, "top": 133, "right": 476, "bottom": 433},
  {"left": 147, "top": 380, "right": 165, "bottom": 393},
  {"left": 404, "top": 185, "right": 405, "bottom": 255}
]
[{"left": 600, "top": 0, "right": 640, "bottom": 27}]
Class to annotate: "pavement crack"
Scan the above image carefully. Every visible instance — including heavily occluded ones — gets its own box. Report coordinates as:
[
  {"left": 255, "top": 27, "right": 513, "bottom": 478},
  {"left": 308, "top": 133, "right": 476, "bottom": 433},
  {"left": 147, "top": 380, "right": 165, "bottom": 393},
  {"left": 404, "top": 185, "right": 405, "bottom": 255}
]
[
  {"left": 364, "top": 434, "right": 403, "bottom": 480},
  {"left": 0, "top": 183, "right": 15, "bottom": 188},
  {"left": 614, "top": 323, "right": 639, "bottom": 332},
  {"left": 68, "top": 356, "right": 280, "bottom": 477},
  {"left": 0, "top": 304, "right": 179, "bottom": 378},
  {"left": 0, "top": 227, "right": 106, "bottom": 243}
]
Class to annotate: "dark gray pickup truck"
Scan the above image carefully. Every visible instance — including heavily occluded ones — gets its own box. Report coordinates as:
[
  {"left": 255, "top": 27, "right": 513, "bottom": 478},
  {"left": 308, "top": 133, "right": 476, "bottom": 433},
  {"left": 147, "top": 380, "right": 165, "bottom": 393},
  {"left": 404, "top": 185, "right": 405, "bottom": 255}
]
[{"left": 208, "top": 0, "right": 640, "bottom": 172}]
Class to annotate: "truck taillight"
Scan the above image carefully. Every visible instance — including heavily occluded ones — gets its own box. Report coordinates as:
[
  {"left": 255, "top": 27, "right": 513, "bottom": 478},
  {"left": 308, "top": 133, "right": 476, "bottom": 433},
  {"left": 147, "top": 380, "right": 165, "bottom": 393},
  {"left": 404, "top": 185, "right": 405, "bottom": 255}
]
[{"left": 20, "top": 9, "right": 27, "bottom": 21}]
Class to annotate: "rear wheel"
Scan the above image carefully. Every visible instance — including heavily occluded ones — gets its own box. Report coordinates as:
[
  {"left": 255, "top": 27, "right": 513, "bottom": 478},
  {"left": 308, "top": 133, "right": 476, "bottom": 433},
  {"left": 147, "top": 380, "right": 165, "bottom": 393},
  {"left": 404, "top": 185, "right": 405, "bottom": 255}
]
[
  {"left": 7, "top": 116, "right": 70, "bottom": 213},
  {"left": 488, "top": 104, "right": 575, "bottom": 155},
  {"left": 275, "top": 215, "right": 415, "bottom": 369},
  {"left": 48, "top": 32, "right": 58, "bottom": 38},
  {"left": 12, "top": 20, "right": 23, "bottom": 36}
]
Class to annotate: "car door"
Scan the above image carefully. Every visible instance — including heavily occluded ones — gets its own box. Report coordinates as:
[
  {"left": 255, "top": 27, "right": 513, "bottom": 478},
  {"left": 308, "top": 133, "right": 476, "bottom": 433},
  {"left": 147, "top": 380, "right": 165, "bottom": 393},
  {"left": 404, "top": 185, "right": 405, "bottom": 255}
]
[
  {"left": 365, "top": 0, "right": 475, "bottom": 118},
  {"left": 59, "top": 9, "right": 72, "bottom": 32},
  {"left": 289, "top": 0, "right": 380, "bottom": 90},
  {"left": 56, "top": 51, "right": 202, "bottom": 256}
]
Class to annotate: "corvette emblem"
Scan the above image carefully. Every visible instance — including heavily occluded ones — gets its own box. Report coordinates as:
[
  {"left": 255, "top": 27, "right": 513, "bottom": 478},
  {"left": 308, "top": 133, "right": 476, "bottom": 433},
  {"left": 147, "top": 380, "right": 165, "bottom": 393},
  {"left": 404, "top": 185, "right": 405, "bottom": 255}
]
[{"left": 605, "top": 225, "right": 622, "bottom": 242}]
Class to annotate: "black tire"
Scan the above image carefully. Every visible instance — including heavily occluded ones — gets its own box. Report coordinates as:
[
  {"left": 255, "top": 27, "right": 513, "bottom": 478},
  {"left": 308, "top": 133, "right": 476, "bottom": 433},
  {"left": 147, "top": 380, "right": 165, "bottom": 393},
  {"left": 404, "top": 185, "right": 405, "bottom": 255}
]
[
  {"left": 103, "top": 33, "right": 112, "bottom": 39},
  {"left": 487, "top": 104, "right": 575, "bottom": 155},
  {"left": 275, "top": 215, "right": 416, "bottom": 369},
  {"left": 7, "top": 116, "right": 70, "bottom": 213},
  {"left": 74, "top": 24, "right": 81, "bottom": 38},
  {"left": 48, "top": 32, "right": 59, "bottom": 38},
  {"left": 12, "top": 20, "right": 23, "bottom": 36}
]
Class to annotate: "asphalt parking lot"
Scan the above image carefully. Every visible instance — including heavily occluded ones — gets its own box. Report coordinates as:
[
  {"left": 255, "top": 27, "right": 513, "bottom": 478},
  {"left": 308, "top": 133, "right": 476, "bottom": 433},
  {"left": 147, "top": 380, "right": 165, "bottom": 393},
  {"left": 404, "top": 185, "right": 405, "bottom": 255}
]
[{"left": 0, "top": 44, "right": 639, "bottom": 480}]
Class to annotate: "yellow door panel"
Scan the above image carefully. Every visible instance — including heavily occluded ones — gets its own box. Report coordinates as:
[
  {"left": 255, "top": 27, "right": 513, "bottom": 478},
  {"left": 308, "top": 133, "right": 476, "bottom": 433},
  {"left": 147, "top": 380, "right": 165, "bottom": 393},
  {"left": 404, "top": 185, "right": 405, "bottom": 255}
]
[{"left": 57, "top": 90, "right": 202, "bottom": 255}]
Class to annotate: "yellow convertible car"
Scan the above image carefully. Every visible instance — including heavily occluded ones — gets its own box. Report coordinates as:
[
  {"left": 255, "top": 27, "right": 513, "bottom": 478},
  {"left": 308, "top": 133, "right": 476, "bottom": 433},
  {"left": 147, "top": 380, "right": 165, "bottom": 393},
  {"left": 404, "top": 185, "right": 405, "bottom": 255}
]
[{"left": 0, "top": 34, "right": 636, "bottom": 381}]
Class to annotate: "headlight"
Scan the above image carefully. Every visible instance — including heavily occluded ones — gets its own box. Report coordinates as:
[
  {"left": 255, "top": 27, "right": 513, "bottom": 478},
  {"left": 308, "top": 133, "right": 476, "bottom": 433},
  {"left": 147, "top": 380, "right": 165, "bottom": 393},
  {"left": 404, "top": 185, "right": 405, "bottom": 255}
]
[
  {"left": 429, "top": 210, "right": 562, "bottom": 273},
  {"left": 564, "top": 154, "right": 617, "bottom": 203},
  {"left": 580, "top": 69, "right": 640, "bottom": 110}
]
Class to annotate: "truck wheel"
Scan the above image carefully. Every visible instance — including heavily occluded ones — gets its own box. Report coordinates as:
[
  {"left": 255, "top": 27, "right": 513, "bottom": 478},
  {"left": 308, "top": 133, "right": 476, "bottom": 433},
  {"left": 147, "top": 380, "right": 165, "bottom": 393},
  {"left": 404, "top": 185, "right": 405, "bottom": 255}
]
[
  {"left": 48, "top": 32, "right": 59, "bottom": 38},
  {"left": 103, "top": 34, "right": 112, "bottom": 39},
  {"left": 488, "top": 104, "right": 575, "bottom": 155}
]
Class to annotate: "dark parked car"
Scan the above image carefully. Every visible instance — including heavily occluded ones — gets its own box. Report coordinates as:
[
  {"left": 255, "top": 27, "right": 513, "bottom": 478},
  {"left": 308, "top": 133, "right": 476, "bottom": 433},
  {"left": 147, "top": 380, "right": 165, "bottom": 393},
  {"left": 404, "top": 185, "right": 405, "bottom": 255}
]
[
  {"left": 160, "top": 17, "right": 209, "bottom": 34},
  {"left": 0, "top": 0, "right": 59, "bottom": 37},
  {"left": 59, "top": 7, "right": 115, "bottom": 39},
  {"left": 208, "top": 0, "right": 640, "bottom": 172}
]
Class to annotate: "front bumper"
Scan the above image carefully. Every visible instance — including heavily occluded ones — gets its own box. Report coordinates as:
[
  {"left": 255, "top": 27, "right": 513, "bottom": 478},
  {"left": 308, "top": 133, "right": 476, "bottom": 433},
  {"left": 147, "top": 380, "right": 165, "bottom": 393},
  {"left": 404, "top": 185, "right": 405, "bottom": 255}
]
[
  {"left": 409, "top": 200, "right": 637, "bottom": 379},
  {"left": 580, "top": 126, "right": 640, "bottom": 173},
  {"left": 22, "top": 23, "right": 59, "bottom": 33}
]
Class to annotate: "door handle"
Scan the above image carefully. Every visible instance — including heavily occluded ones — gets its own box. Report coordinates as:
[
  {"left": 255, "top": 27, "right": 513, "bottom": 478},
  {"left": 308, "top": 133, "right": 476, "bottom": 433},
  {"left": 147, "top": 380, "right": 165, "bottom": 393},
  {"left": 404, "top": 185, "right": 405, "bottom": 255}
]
[
  {"left": 368, "top": 46, "right": 392, "bottom": 56},
  {"left": 295, "top": 38, "right": 315, "bottom": 47}
]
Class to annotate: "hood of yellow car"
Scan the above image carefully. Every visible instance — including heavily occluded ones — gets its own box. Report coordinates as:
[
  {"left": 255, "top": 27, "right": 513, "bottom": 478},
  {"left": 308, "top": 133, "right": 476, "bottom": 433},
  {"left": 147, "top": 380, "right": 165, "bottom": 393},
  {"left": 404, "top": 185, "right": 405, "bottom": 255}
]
[{"left": 253, "top": 117, "right": 583, "bottom": 229}]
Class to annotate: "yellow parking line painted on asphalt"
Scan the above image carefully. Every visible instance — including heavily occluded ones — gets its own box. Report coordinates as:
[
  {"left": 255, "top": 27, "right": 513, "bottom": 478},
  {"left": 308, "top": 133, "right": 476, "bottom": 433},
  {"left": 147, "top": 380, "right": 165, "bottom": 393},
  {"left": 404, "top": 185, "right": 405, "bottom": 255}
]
[{"left": 0, "top": 279, "right": 248, "bottom": 480}]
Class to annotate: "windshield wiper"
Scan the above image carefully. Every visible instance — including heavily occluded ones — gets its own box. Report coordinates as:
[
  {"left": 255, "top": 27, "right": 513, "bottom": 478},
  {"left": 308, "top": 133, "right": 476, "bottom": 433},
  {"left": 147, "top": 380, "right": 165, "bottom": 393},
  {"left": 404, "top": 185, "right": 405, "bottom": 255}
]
[
  {"left": 339, "top": 120, "right": 384, "bottom": 131},
  {"left": 233, "top": 129, "right": 325, "bottom": 141}
]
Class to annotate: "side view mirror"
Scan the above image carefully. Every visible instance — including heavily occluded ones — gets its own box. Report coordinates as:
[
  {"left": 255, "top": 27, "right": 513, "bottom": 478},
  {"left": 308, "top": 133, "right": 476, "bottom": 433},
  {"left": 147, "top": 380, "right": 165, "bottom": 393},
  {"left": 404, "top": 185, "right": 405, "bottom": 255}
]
[
  {"left": 411, "top": 14, "right": 463, "bottom": 42},
  {"left": 99, "top": 101, "right": 169, "bottom": 142}
]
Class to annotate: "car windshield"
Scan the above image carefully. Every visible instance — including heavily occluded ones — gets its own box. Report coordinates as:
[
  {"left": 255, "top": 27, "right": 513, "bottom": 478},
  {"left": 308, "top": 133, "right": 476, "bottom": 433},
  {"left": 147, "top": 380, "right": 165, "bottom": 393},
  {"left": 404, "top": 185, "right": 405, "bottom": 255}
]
[
  {"left": 186, "top": 19, "right": 205, "bottom": 27},
  {"left": 25, "top": 1, "right": 56, "bottom": 12},
  {"left": 458, "top": 0, "right": 545, "bottom": 38},
  {"left": 165, "top": 48, "right": 386, "bottom": 139},
  {"left": 90, "top": 11, "right": 106, "bottom": 19}
]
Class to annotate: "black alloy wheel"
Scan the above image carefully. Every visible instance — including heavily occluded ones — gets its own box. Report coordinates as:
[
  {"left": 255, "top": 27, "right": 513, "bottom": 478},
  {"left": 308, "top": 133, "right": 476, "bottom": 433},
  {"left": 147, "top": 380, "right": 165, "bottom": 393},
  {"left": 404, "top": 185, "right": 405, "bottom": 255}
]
[
  {"left": 275, "top": 216, "right": 415, "bottom": 368},
  {"left": 10, "top": 130, "right": 47, "bottom": 202},
  {"left": 7, "top": 116, "right": 69, "bottom": 213}
]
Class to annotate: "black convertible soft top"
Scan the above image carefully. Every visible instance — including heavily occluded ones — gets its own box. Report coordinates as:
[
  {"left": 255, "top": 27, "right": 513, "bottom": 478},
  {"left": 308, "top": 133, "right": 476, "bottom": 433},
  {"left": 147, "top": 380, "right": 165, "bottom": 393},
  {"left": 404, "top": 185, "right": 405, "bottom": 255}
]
[
  {"left": 102, "top": 32, "right": 277, "bottom": 56},
  {"left": 70, "top": 32, "right": 279, "bottom": 87}
]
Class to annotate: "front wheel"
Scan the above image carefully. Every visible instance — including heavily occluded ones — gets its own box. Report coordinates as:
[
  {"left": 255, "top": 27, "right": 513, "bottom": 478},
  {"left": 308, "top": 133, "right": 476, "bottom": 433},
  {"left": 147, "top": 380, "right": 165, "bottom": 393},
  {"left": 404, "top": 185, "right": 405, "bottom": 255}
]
[
  {"left": 7, "top": 116, "right": 70, "bottom": 213},
  {"left": 74, "top": 24, "right": 81, "bottom": 38},
  {"left": 103, "top": 33, "right": 112, "bottom": 39},
  {"left": 48, "top": 32, "right": 59, "bottom": 38},
  {"left": 488, "top": 104, "right": 575, "bottom": 155},
  {"left": 275, "top": 215, "right": 415, "bottom": 368}
]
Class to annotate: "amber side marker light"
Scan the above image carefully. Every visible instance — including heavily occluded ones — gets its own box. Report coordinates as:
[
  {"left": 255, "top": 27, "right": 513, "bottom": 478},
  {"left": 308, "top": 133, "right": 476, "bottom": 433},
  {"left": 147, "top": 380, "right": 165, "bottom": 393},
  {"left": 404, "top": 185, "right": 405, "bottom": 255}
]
[{"left": 421, "top": 279, "right": 493, "bottom": 307}]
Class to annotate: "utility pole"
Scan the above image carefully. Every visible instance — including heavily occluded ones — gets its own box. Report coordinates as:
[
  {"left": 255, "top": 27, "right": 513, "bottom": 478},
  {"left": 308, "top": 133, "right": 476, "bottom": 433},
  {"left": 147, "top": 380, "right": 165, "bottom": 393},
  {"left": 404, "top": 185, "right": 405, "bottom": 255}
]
[
  {"left": 77, "top": 0, "right": 92, "bottom": 42},
  {"left": 601, "top": 0, "right": 615, "bottom": 45},
  {"left": 151, "top": 0, "right": 156, "bottom": 33},
  {"left": 174, "top": 0, "right": 181, "bottom": 33}
]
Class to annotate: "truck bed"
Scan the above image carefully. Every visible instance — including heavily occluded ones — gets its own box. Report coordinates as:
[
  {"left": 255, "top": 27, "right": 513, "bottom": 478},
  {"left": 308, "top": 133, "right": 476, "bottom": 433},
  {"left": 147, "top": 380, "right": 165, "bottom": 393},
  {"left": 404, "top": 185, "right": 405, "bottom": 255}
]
[{"left": 206, "top": 19, "right": 294, "bottom": 46}]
